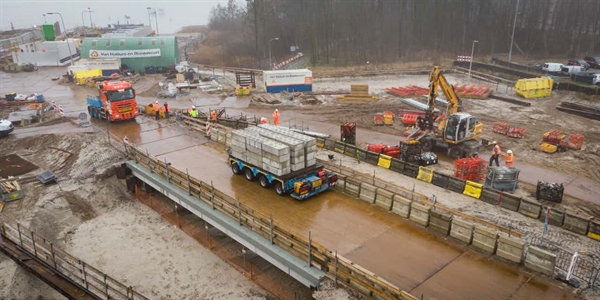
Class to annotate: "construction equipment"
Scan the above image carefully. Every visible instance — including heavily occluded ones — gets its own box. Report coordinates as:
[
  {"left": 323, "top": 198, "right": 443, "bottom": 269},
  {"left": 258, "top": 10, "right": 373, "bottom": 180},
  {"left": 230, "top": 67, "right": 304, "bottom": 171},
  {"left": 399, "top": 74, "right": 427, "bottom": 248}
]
[
  {"left": 411, "top": 66, "right": 484, "bottom": 159},
  {"left": 87, "top": 80, "right": 139, "bottom": 122},
  {"left": 540, "top": 130, "right": 568, "bottom": 154},
  {"left": 341, "top": 122, "right": 356, "bottom": 145}
]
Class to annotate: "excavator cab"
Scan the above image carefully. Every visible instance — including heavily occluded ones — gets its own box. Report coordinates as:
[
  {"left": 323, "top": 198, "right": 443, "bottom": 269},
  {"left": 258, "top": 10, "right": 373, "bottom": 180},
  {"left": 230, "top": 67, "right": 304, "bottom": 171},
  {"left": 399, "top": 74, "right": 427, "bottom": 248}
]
[{"left": 443, "top": 113, "right": 482, "bottom": 143}]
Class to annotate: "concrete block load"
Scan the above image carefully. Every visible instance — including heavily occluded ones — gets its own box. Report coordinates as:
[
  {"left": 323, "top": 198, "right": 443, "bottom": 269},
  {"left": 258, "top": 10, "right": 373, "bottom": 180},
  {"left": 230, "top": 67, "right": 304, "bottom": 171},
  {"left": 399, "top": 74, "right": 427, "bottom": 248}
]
[
  {"left": 258, "top": 124, "right": 318, "bottom": 167},
  {"left": 246, "top": 127, "right": 307, "bottom": 171},
  {"left": 230, "top": 130, "right": 290, "bottom": 176}
]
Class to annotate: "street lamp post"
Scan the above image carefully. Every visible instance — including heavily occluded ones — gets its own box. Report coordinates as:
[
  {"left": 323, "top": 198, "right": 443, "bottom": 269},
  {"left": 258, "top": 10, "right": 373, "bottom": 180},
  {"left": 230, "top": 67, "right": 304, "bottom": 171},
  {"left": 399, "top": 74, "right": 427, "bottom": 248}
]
[
  {"left": 508, "top": 0, "right": 520, "bottom": 63},
  {"left": 154, "top": 10, "right": 159, "bottom": 36},
  {"left": 87, "top": 7, "right": 93, "bottom": 27},
  {"left": 43, "top": 14, "right": 47, "bottom": 24},
  {"left": 146, "top": 7, "right": 152, "bottom": 29},
  {"left": 468, "top": 40, "right": 478, "bottom": 81},
  {"left": 269, "top": 37, "right": 279, "bottom": 70},
  {"left": 80, "top": 11, "right": 86, "bottom": 27},
  {"left": 47, "top": 12, "right": 73, "bottom": 66}
]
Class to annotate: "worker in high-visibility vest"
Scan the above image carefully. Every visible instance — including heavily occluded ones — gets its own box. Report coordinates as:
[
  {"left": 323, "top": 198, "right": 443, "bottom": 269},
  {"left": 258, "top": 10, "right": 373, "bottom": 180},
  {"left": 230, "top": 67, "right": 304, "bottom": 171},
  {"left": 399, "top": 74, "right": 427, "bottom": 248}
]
[
  {"left": 189, "top": 106, "right": 198, "bottom": 118},
  {"left": 211, "top": 110, "right": 217, "bottom": 123},
  {"left": 272, "top": 109, "right": 280, "bottom": 125},
  {"left": 489, "top": 141, "right": 501, "bottom": 167},
  {"left": 503, "top": 149, "right": 515, "bottom": 167},
  {"left": 162, "top": 101, "right": 170, "bottom": 119},
  {"left": 152, "top": 101, "right": 160, "bottom": 120}
]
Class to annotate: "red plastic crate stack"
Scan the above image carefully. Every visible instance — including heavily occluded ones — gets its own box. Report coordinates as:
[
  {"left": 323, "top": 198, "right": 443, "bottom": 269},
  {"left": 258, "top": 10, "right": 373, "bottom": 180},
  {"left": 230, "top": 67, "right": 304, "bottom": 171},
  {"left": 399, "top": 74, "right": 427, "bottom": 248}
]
[
  {"left": 492, "top": 122, "right": 510, "bottom": 134},
  {"left": 366, "top": 144, "right": 401, "bottom": 158},
  {"left": 454, "top": 158, "right": 487, "bottom": 181},
  {"left": 507, "top": 127, "right": 527, "bottom": 138},
  {"left": 386, "top": 85, "right": 429, "bottom": 97},
  {"left": 566, "top": 133, "right": 584, "bottom": 150}
]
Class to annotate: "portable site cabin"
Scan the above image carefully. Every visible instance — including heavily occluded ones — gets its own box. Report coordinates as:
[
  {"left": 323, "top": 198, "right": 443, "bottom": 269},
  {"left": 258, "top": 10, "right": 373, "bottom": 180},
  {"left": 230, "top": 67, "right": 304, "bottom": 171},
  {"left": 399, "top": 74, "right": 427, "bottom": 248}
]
[{"left": 263, "top": 69, "right": 313, "bottom": 93}]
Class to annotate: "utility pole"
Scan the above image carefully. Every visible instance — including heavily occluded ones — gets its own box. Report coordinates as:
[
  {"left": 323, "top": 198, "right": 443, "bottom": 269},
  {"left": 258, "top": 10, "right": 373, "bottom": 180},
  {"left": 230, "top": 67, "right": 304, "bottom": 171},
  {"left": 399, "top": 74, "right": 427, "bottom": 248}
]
[
  {"left": 269, "top": 37, "right": 279, "bottom": 70},
  {"left": 508, "top": 0, "right": 520, "bottom": 63},
  {"left": 468, "top": 40, "right": 478, "bottom": 82},
  {"left": 80, "top": 11, "right": 85, "bottom": 27},
  {"left": 47, "top": 12, "right": 73, "bottom": 66},
  {"left": 88, "top": 8, "right": 93, "bottom": 27},
  {"left": 146, "top": 7, "right": 152, "bottom": 31}
]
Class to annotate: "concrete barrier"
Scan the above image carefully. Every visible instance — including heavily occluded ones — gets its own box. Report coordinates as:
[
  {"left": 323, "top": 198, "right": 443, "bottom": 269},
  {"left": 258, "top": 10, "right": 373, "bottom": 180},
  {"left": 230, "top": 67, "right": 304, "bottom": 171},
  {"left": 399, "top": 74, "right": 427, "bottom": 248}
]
[
  {"left": 479, "top": 187, "right": 500, "bottom": 205},
  {"left": 375, "top": 189, "right": 394, "bottom": 210},
  {"left": 472, "top": 226, "right": 498, "bottom": 253},
  {"left": 391, "top": 194, "right": 411, "bottom": 218},
  {"left": 588, "top": 220, "right": 600, "bottom": 241},
  {"left": 499, "top": 193, "right": 521, "bottom": 212},
  {"left": 324, "top": 139, "right": 335, "bottom": 150},
  {"left": 365, "top": 151, "right": 380, "bottom": 165},
  {"left": 429, "top": 209, "right": 453, "bottom": 235},
  {"left": 345, "top": 178, "right": 360, "bottom": 198},
  {"left": 539, "top": 206, "right": 565, "bottom": 227},
  {"left": 409, "top": 202, "right": 431, "bottom": 227},
  {"left": 518, "top": 198, "right": 541, "bottom": 219},
  {"left": 355, "top": 149, "right": 367, "bottom": 161},
  {"left": 359, "top": 183, "right": 377, "bottom": 204},
  {"left": 496, "top": 235, "right": 525, "bottom": 263},
  {"left": 334, "top": 141, "right": 346, "bottom": 154},
  {"left": 403, "top": 163, "right": 419, "bottom": 178},
  {"left": 447, "top": 177, "right": 466, "bottom": 194},
  {"left": 344, "top": 144, "right": 357, "bottom": 157},
  {"left": 563, "top": 213, "right": 590, "bottom": 235},
  {"left": 389, "top": 158, "right": 405, "bottom": 173},
  {"left": 431, "top": 172, "right": 449, "bottom": 189},
  {"left": 450, "top": 218, "right": 474, "bottom": 244},
  {"left": 525, "top": 246, "right": 556, "bottom": 276}
]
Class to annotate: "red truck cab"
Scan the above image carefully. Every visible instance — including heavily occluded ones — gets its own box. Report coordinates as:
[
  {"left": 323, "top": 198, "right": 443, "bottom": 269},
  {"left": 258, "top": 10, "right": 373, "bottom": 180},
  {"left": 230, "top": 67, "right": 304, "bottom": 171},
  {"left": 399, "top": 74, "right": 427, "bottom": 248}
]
[{"left": 88, "top": 80, "right": 139, "bottom": 122}]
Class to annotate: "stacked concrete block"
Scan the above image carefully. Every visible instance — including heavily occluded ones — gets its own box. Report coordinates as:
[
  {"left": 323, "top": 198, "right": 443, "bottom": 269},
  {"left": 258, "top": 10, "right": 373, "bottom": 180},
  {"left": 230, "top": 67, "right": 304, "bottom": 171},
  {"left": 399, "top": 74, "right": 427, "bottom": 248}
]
[
  {"left": 246, "top": 127, "right": 308, "bottom": 171},
  {"left": 258, "top": 124, "right": 318, "bottom": 167},
  {"left": 231, "top": 129, "right": 290, "bottom": 176}
]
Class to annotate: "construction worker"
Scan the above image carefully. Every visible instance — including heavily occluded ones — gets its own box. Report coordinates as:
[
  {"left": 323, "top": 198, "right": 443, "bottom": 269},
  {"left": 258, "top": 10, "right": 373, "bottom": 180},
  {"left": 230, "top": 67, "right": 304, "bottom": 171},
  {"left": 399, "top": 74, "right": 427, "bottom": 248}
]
[
  {"left": 162, "top": 101, "right": 170, "bottom": 119},
  {"left": 189, "top": 106, "right": 198, "bottom": 118},
  {"left": 503, "top": 149, "right": 515, "bottom": 167},
  {"left": 489, "top": 141, "right": 501, "bottom": 167},
  {"left": 272, "top": 109, "right": 280, "bottom": 125},
  {"left": 152, "top": 101, "right": 160, "bottom": 120},
  {"left": 211, "top": 110, "right": 217, "bottom": 123},
  {"left": 260, "top": 117, "right": 269, "bottom": 124}
]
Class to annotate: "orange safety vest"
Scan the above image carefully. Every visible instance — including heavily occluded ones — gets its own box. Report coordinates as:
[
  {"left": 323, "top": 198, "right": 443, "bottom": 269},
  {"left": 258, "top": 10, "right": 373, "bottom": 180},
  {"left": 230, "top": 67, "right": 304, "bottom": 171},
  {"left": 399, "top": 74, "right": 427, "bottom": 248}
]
[
  {"left": 505, "top": 154, "right": 514, "bottom": 167},
  {"left": 272, "top": 110, "right": 280, "bottom": 125},
  {"left": 152, "top": 103, "right": 160, "bottom": 112},
  {"left": 162, "top": 104, "right": 169, "bottom": 112},
  {"left": 211, "top": 110, "right": 217, "bottom": 121},
  {"left": 491, "top": 144, "right": 501, "bottom": 156}
]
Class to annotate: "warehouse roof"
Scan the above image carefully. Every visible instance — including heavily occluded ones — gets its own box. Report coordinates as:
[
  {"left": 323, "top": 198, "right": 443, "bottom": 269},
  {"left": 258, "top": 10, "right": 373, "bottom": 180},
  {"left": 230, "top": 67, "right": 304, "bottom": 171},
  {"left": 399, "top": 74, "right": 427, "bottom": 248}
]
[{"left": 80, "top": 36, "right": 177, "bottom": 49}]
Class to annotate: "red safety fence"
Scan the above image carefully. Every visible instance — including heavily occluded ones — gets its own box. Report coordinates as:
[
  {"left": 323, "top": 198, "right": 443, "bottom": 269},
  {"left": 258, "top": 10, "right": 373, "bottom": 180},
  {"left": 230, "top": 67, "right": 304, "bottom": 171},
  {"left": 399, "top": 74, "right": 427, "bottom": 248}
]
[
  {"left": 365, "top": 144, "right": 400, "bottom": 158},
  {"left": 454, "top": 158, "right": 486, "bottom": 181},
  {"left": 506, "top": 127, "right": 527, "bottom": 139},
  {"left": 386, "top": 85, "right": 429, "bottom": 97}
]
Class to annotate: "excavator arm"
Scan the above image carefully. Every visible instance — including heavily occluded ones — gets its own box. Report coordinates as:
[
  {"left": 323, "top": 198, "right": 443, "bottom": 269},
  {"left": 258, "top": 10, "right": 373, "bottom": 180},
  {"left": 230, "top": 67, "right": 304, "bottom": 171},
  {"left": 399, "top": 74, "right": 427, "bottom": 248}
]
[{"left": 418, "top": 66, "right": 462, "bottom": 132}]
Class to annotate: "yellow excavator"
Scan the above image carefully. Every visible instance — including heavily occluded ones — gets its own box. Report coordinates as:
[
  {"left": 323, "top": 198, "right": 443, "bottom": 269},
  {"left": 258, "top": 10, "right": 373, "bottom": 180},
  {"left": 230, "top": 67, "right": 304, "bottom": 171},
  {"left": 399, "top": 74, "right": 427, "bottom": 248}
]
[{"left": 410, "top": 66, "right": 484, "bottom": 158}]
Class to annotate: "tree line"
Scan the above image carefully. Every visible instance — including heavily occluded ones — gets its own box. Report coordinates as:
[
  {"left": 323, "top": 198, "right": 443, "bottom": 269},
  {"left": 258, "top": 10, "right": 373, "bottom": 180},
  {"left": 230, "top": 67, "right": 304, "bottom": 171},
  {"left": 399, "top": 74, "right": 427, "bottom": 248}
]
[{"left": 207, "top": 0, "right": 600, "bottom": 68}]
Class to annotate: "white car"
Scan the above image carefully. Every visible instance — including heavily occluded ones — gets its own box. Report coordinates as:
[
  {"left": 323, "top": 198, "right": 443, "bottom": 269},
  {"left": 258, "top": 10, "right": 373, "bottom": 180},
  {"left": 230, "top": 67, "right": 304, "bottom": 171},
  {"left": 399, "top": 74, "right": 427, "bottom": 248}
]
[
  {"left": 593, "top": 73, "right": 600, "bottom": 86},
  {"left": 0, "top": 119, "right": 14, "bottom": 137}
]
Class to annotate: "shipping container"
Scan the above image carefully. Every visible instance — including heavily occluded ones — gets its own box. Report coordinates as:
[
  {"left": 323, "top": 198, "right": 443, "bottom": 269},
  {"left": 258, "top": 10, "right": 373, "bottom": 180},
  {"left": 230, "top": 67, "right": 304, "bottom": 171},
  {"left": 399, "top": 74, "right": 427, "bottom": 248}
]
[{"left": 264, "top": 69, "right": 312, "bottom": 93}]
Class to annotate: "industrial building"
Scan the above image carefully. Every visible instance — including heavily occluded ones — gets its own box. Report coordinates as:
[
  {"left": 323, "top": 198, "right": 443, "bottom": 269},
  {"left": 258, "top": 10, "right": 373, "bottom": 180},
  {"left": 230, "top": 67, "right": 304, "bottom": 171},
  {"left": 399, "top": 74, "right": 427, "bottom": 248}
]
[{"left": 79, "top": 36, "right": 179, "bottom": 72}]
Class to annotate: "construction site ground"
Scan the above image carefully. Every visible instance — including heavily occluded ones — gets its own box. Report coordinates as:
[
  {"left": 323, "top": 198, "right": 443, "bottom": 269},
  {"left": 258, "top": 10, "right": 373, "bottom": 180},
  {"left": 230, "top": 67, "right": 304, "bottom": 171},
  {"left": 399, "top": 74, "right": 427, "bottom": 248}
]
[{"left": 1, "top": 54, "right": 599, "bottom": 299}]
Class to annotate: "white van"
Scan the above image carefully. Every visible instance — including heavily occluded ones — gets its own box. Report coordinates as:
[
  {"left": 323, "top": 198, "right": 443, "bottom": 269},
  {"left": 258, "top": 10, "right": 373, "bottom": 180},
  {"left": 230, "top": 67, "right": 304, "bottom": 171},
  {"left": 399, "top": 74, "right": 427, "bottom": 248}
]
[
  {"left": 542, "top": 63, "right": 563, "bottom": 73},
  {"left": 593, "top": 74, "right": 600, "bottom": 86},
  {"left": 561, "top": 65, "right": 586, "bottom": 75}
]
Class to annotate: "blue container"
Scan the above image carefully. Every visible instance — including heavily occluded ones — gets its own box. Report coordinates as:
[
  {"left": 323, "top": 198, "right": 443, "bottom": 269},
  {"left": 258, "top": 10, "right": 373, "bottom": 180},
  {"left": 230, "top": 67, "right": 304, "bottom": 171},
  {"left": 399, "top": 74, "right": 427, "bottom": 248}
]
[{"left": 36, "top": 94, "right": 44, "bottom": 102}]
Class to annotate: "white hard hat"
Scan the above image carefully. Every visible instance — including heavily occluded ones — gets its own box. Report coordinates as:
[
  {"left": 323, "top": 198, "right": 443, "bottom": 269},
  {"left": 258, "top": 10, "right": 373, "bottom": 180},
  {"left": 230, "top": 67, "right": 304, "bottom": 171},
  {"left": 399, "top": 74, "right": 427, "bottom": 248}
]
[
  {"left": 192, "top": 105, "right": 196, "bottom": 109},
  {"left": 492, "top": 141, "right": 497, "bottom": 144},
  {"left": 155, "top": 100, "right": 158, "bottom": 103},
  {"left": 275, "top": 109, "right": 278, "bottom": 112},
  {"left": 507, "top": 150, "right": 513, "bottom": 154}
]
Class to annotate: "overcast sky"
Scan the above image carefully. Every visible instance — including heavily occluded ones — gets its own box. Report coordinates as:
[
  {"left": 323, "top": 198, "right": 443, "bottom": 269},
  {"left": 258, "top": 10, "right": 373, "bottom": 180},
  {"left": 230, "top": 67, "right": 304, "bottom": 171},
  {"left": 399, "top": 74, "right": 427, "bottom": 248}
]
[{"left": 1, "top": 0, "right": 231, "bottom": 33}]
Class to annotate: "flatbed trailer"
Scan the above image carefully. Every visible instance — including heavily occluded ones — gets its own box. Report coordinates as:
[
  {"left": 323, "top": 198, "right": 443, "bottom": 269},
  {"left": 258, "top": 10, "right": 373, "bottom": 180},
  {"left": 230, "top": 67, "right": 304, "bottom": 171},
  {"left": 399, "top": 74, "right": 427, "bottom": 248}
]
[{"left": 228, "top": 154, "right": 337, "bottom": 200}]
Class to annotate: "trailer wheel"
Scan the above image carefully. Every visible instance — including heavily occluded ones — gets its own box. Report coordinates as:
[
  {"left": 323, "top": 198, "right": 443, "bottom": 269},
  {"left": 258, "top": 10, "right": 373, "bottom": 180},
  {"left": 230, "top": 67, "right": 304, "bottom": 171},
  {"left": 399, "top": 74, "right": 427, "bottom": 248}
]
[
  {"left": 231, "top": 163, "right": 241, "bottom": 175},
  {"left": 275, "top": 183, "right": 285, "bottom": 196},
  {"left": 244, "top": 168, "right": 255, "bottom": 181},
  {"left": 259, "top": 175, "right": 271, "bottom": 188}
]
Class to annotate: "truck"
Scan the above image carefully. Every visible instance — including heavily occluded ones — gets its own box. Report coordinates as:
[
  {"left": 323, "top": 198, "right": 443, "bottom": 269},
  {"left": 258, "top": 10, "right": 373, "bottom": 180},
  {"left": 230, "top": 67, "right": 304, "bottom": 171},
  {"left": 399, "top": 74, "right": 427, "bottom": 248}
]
[
  {"left": 86, "top": 80, "right": 139, "bottom": 122},
  {"left": 229, "top": 153, "right": 338, "bottom": 200}
]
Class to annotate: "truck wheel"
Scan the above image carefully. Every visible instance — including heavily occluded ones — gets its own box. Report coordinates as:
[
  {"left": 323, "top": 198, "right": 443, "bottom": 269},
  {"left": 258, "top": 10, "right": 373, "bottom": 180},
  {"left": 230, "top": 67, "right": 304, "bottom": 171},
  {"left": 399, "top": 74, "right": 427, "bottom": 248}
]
[
  {"left": 259, "top": 175, "right": 271, "bottom": 188},
  {"left": 420, "top": 139, "right": 433, "bottom": 152},
  {"left": 244, "top": 168, "right": 255, "bottom": 181},
  {"left": 231, "top": 163, "right": 241, "bottom": 175},
  {"left": 449, "top": 146, "right": 462, "bottom": 159},
  {"left": 275, "top": 183, "right": 285, "bottom": 196}
]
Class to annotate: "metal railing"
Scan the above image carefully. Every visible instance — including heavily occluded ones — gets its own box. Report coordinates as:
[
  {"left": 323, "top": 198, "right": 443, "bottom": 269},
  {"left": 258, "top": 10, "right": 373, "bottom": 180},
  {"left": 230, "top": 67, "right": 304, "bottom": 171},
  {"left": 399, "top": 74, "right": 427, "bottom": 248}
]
[
  {"left": 125, "top": 142, "right": 418, "bottom": 300},
  {"left": 0, "top": 216, "right": 148, "bottom": 300}
]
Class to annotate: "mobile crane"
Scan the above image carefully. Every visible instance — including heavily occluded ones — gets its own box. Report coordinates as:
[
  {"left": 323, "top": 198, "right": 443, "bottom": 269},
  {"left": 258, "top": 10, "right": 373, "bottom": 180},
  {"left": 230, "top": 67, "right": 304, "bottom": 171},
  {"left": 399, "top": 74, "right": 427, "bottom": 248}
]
[{"left": 411, "top": 66, "right": 484, "bottom": 158}]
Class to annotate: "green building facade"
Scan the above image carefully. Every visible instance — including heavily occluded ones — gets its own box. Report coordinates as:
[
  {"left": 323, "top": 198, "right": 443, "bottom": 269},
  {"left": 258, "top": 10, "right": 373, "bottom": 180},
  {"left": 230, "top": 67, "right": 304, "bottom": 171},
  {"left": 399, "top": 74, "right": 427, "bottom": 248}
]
[{"left": 80, "top": 36, "right": 179, "bottom": 72}]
